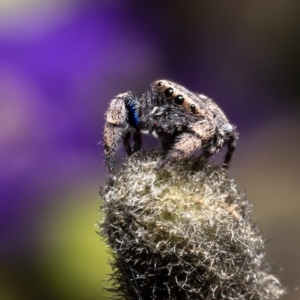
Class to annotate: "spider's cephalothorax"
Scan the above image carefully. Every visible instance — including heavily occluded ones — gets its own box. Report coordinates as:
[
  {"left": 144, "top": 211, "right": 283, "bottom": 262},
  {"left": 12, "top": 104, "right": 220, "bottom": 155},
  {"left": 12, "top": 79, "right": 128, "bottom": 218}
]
[{"left": 104, "top": 80, "right": 237, "bottom": 180}]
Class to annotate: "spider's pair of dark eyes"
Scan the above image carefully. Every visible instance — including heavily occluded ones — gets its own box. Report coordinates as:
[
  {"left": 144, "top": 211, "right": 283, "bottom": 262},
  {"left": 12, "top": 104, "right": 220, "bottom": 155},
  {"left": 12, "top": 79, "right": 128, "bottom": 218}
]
[
  {"left": 163, "top": 87, "right": 196, "bottom": 112},
  {"left": 163, "top": 88, "right": 184, "bottom": 104}
]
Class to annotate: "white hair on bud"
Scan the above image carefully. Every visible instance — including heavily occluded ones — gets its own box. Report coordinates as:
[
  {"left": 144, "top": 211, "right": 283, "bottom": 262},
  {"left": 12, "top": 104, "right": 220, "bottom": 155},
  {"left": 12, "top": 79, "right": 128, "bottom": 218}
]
[{"left": 99, "top": 151, "right": 284, "bottom": 300}]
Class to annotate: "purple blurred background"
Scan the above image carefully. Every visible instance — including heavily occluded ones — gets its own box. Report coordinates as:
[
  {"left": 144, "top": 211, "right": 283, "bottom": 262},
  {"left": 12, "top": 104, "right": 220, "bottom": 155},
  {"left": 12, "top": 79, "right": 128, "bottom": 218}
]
[{"left": 1, "top": 0, "right": 300, "bottom": 299}]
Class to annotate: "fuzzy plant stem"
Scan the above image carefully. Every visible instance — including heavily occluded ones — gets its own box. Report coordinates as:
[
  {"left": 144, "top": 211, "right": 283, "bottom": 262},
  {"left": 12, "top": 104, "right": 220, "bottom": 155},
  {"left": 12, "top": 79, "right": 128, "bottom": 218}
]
[{"left": 99, "top": 151, "right": 284, "bottom": 300}]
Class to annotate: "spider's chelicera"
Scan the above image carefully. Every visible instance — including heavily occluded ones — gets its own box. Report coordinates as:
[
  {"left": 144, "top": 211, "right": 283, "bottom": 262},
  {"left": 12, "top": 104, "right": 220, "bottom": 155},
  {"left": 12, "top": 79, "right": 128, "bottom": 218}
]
[{"left": 104, "top": 80, "right": 237, "bottom": 180}]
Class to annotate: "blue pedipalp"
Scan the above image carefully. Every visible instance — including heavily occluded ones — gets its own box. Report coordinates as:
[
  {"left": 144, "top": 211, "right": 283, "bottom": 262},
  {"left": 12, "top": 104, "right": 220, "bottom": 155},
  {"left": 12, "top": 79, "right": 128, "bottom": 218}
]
[{"left": 126, "top": 100, "right": 140, "bottom": 129}]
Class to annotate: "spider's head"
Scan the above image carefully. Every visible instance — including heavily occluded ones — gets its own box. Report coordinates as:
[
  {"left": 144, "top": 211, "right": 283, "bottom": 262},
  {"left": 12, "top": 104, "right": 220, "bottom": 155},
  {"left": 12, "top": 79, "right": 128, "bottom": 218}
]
[
  {"left": 151, "top": 79, "right": 203, "bottom": 115},
  {"left": 151, "top": 79, "right": 182, "bottom": 107}
]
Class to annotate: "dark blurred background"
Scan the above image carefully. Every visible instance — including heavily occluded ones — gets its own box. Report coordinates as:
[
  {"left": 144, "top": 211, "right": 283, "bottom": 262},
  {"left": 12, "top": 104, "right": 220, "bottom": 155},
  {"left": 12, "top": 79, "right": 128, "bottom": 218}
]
[{"left": 1, "top": 0, "right": 299, "bottom": 299}]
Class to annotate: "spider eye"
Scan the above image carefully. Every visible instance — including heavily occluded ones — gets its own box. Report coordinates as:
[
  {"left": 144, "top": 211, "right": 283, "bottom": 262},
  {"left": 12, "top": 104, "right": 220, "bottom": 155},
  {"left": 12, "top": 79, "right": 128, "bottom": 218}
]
[
  {"left": 174, "top": 94, "right": 184, "bottom": 105},
  {"left": 157, "top": 81, "right": 163, "bottom": 87},
  {"left": 164, "top": 88, "right": 174, "bottom": 98},
  {"left": 190, "top": 104, "right": 196, "bottom": 112}
]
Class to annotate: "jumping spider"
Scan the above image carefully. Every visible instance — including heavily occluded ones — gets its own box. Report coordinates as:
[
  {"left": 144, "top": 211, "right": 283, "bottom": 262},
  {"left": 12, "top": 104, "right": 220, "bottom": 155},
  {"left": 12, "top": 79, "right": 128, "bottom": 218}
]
[{"left": 104, "top": 79, "right": 237, "bottom": 180}]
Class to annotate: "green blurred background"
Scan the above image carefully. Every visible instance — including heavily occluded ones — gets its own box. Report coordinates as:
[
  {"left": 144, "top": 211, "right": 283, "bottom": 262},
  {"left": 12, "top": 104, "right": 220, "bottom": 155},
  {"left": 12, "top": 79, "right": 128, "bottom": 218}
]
[{"left": 1, "top": 0, "right": 300, "bottom": 299}]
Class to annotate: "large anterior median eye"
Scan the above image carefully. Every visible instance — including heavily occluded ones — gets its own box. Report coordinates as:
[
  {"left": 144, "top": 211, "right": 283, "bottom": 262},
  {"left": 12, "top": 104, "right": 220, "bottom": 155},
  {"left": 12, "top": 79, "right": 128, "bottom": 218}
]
[
  {"left": 174, "top": 94, "right": 184, "bottom": 105},
  {"left": 164, "top": 88, "right": 174, "bottom": 98}
]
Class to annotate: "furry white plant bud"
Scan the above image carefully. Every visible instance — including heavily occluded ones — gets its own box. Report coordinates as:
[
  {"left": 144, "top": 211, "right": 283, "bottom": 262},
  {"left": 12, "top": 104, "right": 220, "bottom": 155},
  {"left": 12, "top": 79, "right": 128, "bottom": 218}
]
[{"left": 99, "top": 151, "right": 284, "bottom": 300}]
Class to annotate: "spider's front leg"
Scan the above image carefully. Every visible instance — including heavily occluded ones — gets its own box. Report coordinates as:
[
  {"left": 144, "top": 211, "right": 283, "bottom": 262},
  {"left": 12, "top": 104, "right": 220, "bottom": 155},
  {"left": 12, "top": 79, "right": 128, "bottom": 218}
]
[
  {"left": 155, "top": 120, "right": 216, "bottom": 170},
  {"left": 223, "top": 133, "right": 237, "bottom": 169},
  {"left": 104, "top": 92, "right": 141, "bottom": 180}
]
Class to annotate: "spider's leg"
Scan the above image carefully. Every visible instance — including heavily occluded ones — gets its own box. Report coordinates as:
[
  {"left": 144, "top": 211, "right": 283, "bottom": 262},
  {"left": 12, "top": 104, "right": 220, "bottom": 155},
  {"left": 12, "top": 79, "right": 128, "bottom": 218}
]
[
  {"left": 132, "top": 130, "right": 141, "bottom": 153},
  {"left": 156, "top": 132, "right": 173, "bottom": 151},
  {"left": 223, "top": 134, "right": 236, "bottom": 169},
  {"left": 123, "top": 131, "right": 132, "bottom": 156},
  {"left": 197, "top": 149, "right": 212, "bottom": 165},
  {"left": 197, "top": 133, "right": 221, "bottom": 165},
  {"left": 156, "top": 120, "right": 215, "bottom": 169},
  {"left": 155, "top": 133, "right": 201, "bottom": 169},
  {"left": 104, "top": 92, "right": 136, "bottom": 179},
  {"left": 104, "top": 122, "right": 127, "bottom": 179}
]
